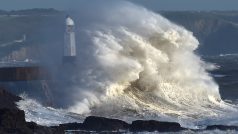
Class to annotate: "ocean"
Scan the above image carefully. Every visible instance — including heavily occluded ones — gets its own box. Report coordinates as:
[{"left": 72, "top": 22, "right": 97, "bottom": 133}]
[
  {"left": 8, "top": 1, "right": 238, "bottom": 133},
  {"left": 205, "top": 54, "right": 238, "bottom": 104}
]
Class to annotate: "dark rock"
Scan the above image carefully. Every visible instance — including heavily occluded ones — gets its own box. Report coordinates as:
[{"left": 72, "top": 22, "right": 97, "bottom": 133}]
[
  {"left": 0, "top": 88, "right": 32, "bottom": 133},
  {"left": 206, "top": 125, "right": 238, "bottom": 131},
  {"left": 0, "top": 88, "right": 59, "bottom": 134},
  {"left": 130, "top": 120, "right": 185, "bottom": 132},
  {"left": 0, "top": 108, "right": 26, "bottom": 128},
  {"left": 0, "top": 108, "right": 61, "bottom": 134},
  {"left": 0, "top": 87, "right": 21, "bottom": 109},
  {"left": 54, "top": 117, "right": 186, "bottom": 133},
  {"left": 51, "top": 122, "right": 83, "bottom": 133},
  {"left": 82, "top": 116, "right": 129, "bottom": 131},
  {"left": 59, "top": 122, "right": 83, "bottom": 130},
  {"left": 0, "top": 108, "right": 60, "bottom": 134},
  {"left": 0, "top": 108, "right": 32, "bottom": 134},
  {"left": 27, "top": 122, "right": 59, "bottom": 134}
]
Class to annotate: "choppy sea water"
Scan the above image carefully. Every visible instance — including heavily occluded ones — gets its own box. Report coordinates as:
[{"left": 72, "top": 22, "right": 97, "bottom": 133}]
[
  {"left": 11, "top": 2, "right": 238, "bottom": 133},
  {"left": 205, "top": 54, "right": 238, "bottom": 104},
  {"left": 15, "top": 54, "right": 238, "bottom": 134}
]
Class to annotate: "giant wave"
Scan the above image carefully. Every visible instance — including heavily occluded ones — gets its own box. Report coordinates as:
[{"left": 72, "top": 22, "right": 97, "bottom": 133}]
[{"left": 17, "top": 1, "right": 238, "bottom": 129}]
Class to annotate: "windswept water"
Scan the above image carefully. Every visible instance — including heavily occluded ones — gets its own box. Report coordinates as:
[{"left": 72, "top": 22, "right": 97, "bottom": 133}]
[{"left": 16, "top": 1, "right": 238, "bottom": 132}]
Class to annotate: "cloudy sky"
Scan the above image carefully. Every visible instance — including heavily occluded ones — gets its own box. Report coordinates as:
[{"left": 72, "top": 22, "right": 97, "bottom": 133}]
[{"left": 0, "top": 0, "right": 238, "bottom": 11}]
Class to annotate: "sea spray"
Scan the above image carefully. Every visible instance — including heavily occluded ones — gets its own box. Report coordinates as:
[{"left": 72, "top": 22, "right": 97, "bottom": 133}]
[
  {"left": 67, "top": 1, "right": 222, "bottom": 116},
  {"left": 17, "top": 1, "right": 238, "bottom": 128},
  {"left": 17, "top": 95, "right": 81, "bottom": 126}
]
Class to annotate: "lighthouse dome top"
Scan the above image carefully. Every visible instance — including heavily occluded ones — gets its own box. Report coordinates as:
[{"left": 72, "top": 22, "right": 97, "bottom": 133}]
[{"left": 66, "top": 16, "right": 74, "bottom": 26}]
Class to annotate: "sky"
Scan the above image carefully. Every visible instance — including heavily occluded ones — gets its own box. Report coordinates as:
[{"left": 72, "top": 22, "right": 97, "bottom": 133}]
[{"left": 0, "top": 0, "right": 238, "bottom": 11}]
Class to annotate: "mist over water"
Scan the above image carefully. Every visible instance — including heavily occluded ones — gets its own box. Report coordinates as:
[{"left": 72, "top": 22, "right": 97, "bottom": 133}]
[
  {"left": 17, "top": 1, "right": 238, "bottom": 129},
  {"left": 69, "top": 0, "right": 221, "bottom": 114}
]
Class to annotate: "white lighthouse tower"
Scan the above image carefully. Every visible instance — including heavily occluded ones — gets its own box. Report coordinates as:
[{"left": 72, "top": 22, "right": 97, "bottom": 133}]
[{"left": 63, "top": 15, "right": 76, "bottom": 63}]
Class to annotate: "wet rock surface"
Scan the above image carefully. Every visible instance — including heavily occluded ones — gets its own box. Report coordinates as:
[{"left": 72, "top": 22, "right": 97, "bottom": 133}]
[
  {"left": 0, "top": 88, "right": 21, "bottom": 109},
  {"left": 206, "top": 125, "right": 238, "bottom": 131},
  {"left": 55, "top": 117, "right": 185, "bottom": 132},
  {"left": 82, "top": 116, "right": 130, "bottom": 131},
  {"left": 0, "top": 88, "right": 57, "bottom": 134},
  {"left": 130, "top": 120, "right": 184, "bottom": 132}
]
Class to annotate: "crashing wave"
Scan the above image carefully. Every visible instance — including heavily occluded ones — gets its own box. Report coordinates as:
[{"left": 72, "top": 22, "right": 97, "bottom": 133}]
[
  {"left": 70, "top": 1, "right": 220, "bottom": 114},
  {"left": 17, "top": 1, "right": 238, "bottom": 128}
]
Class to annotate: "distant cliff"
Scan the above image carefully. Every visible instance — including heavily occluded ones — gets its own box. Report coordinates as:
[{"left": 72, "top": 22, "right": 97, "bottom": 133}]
[
  {"left": 0, "top": 9, "right": 238, "bottom": 59},
  {"left": 160, "top": 11, "right": 238, "bottom": 55},
  {"left": 0, "top": 8, "right": 61, "bottom": 16}
]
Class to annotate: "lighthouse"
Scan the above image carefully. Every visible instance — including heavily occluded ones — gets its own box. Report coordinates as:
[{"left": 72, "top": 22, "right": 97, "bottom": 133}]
[{"left": 63, "top": 15, "right": 77, "bottom": 64}]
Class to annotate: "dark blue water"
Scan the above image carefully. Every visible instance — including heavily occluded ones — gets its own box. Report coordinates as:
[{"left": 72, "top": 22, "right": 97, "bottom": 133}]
[{"left": 204, "top": 54, "right": 238, "bottom": 104}]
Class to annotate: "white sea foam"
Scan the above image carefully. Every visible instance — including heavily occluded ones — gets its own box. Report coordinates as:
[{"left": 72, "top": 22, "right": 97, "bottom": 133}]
[
  {"left": 17, "top": 95, "right": 82, "bottom": 126},
  {"left": 17, "top": 1, "right": 238, "bottom": 128},
  {"left": 69, "top": 1, "right": 220, "bottom": 115}
]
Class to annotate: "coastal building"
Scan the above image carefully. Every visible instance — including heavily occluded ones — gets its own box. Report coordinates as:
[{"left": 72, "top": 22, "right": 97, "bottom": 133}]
[{"left": 63, "top": 15, "right": 77, "bottom": 64}]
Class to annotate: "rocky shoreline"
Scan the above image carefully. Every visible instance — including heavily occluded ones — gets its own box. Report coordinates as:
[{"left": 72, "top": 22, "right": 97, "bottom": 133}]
[{"left": 0, "top": 88, "right": 238, "bottom": 134}]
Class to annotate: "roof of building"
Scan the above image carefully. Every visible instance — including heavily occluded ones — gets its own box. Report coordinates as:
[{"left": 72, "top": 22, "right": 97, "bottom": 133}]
[{"left": 66, "top": 16, "right": 74, "bottom": 26}]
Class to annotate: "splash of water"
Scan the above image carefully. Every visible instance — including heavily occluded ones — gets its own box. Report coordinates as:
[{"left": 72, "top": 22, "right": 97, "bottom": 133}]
[
  {"left": 68, "top": 1, "right": 225, "bottom": 120},
  {"left": 17, "top": 1, "right": 238, "bottom": 128},
  {"left": 17, "top": 94, "right": 82, "bottom": 126}
]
